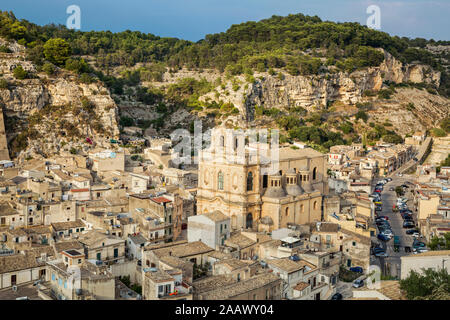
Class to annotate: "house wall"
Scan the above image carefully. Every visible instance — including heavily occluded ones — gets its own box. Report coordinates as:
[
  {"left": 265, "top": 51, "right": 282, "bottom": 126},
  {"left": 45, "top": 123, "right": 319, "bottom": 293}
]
[
  {"left": 401, "top": 254, "right": 450, "bottom": 279},
  {"left": 0, "top": 266, "right": 47, "bottom": 289}
]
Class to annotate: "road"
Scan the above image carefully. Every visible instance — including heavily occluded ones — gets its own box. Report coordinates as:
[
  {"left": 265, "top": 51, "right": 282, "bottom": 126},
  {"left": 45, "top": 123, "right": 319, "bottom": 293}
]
[{"left": 372, "top": 174, "right": 418, "bottom": 277}]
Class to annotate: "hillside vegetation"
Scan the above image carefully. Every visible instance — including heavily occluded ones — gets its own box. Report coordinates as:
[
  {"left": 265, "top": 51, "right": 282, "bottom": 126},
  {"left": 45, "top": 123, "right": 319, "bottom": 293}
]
[{"left": 0, "top": 10, "right": 449, "bottom": 155}]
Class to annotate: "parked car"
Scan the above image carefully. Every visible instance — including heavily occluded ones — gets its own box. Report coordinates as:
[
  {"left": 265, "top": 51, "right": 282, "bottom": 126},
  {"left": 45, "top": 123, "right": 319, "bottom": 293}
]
[
  {"left": 413, "top": 247, "right": 428, "bottom": 254},
  {"left": 350, "top": 267, "right": 364, "bottom": 273},
  {"left": 289, "top": 254, "right": 300, "bottom": 261},
  {"left": 403, "top": 221, "right": 415, "bottom": 228},
  {"left": 387, "top": 178, "right": 392, "bottom": 182},
  {"left": 331, "top": 293, "right": 343, "bottom": 300},
  {"left": 413, "top": 240, "right": 426, "bottom": 248},
  {"left": 412, "top": 232, "right": 420, "bottom": 238},
  {"left": 378, "top": 216, "right": 389, "bottom": 220},
  {"left": 377, "top": 234, "right": 390, "bottom": 241},
  {"left": 375, "top": 251, "right": 388, "bottom": 258},
  {"left": 352, "top": 279, "right": 364, "bottom": 288},
  {"left": 406, "top": 229, "right": 419, "bottom": 235},
  {"left": 372, "top": 247, "right": 384, "bottom": 255},
  {"left": 382, "top": 229, "right": 393, "bottom": 237}
]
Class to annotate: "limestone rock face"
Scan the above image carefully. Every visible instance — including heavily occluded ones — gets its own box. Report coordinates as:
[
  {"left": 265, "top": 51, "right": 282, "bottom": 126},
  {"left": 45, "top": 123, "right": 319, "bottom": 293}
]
[
  {"left": 244, "top": 51, "right": 441, "bottom": 120},
  {"left": 0, "top": 40, "right": 120, "bottom": 159}
]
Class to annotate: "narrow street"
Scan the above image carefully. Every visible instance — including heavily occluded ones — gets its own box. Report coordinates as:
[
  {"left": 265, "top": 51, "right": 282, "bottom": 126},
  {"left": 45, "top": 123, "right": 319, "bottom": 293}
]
[{"left": 373, "top": 174, "right": 417, "bottom": 278}]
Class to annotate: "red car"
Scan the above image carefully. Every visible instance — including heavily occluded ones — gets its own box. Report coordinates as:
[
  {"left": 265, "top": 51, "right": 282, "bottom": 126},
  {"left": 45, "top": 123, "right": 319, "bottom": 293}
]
[
  {"left": 375, "top": 189, "right": 381, "bottom": 193},
  {"left": 378, "top": 216, "right": 389, "bottom": 220}
]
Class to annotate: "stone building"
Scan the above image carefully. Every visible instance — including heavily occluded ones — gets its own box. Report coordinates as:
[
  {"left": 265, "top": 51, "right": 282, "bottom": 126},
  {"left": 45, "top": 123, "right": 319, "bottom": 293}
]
[{"left": 196, "top": 128, "right": 328, "bottom": 232}]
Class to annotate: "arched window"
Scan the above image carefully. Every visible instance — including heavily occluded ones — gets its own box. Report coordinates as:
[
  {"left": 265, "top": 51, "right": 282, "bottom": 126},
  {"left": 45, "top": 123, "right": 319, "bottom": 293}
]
[
  {"left": 218, "top": 172, "right": 224, "bottom": 190},
  {"left": 247, "top": 172, "right": 253, "bottom": 191},
  {"left": 234, "top": 137, "right": 238, "bottom": 150},
  {"left": 246, "top": 213, "right": 253, "bottom": 229},
  {"left": 220, "top": 135, "right": 225, "bottom": 147},
  {"left": 313, "top": 167, "right": 317, "bottom": 180},
  {"left": 313, "top": 201, "right": 318, "bottom": 210},
  {"left": 285, "top": 207, "right": 289, "bottom": 216},
  {"left": 300, "top": 204, "right": 304, "bottom": 212},
  {"left": 263, "top": 173, "right": 268, "bottom": 188}
]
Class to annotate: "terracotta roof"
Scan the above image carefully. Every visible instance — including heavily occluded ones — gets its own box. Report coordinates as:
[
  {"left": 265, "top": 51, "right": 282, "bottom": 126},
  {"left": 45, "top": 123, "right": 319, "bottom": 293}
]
[
  {"left": 150, "top": 196, "right": 171, "bottom": 204},
  {"left": 310, "top": 222, "right": 339, "bottom": 233},
  {"left": 199, "top": 273, "right": 281, "bottom": 300},
  {"left": 225, "top": 233, "right": 256, "bottom": 249},
  {"left": 22, "top": 226, "right": 52, "bottom": 235},
  {"left": 0, "top": 254, "right": 45, "bottom": 273},
  {"left": 54, "top": 240, "right": 84, "bottom": 253},
  {"left": 51, "top": 219, "right": 85, "bottom": 231},
  {"left": 192, "top": 275, "right": 235, "bottom": 294},
  {"left": 152, "top": 241, "right": 214, "bottom": 258},
  {"left": 144, "top": 269, "right": 174, "bottom": 283},
  {"left": 268, "top": 258, "right": 317, "bottom": 274},
  {"left": 202, "top": 210, "right": 229, "bottom": 222},
  {"left": 215, "top": 259, "right": 253, "bottom": 271},
  {"left": 0, "top": 201, "right": 19, "bottom": 217},
  {"left": 293, "top": 281, "right": 310, "bottom": 291},
  {"left": 70, "top": 188, "right": 89, "bottom": 192}
]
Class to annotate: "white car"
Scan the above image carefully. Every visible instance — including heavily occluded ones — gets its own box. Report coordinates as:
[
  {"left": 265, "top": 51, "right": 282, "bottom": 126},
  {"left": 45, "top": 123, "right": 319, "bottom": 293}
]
[
  {"left": 412, "top": 232, "right": 420, "bottom": 238},
  {"left": 382, "top": 230, "right": 393, "bottom": 237},
  {"left": 413, "top": 248, "right": 428, "bottom": 254}
]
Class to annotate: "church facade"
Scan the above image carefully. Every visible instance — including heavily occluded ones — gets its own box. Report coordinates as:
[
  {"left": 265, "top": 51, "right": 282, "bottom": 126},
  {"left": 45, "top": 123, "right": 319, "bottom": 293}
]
[{"left": 196, "top": 128, "right": 328, "bottom": 232}]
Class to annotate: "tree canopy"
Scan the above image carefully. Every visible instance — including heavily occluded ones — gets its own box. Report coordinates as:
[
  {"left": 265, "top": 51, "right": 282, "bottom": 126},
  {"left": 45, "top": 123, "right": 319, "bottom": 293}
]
[{"left": 400, "top": 268, "right": 450, "bottom": 300}]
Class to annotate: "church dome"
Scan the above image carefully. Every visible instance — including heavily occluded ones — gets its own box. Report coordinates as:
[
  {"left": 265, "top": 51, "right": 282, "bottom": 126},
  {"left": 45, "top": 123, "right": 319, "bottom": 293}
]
[
  {"left": 286, "top": 184, "right": 304, "bottom": 196},
  {"left": 263, "top": 186, "right": 287, "bottom": 198}
]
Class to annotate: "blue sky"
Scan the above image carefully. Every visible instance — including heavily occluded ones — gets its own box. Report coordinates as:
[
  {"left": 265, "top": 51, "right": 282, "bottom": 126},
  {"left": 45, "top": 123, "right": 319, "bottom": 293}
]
[{"left": 2, "top": 0, "right": 449, "bottom": 41}]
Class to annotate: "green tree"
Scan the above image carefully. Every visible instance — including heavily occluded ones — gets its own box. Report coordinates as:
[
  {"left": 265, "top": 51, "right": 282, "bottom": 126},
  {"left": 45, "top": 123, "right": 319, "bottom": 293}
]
[
  {"left": 383, "top": 133, "right": 403, "bottom": 144},
  {"left": 400, "top": 268, "right": 450, "bottom": 300},
  {"left": 9, "top": 21, "right": 27, "bottom": 40},
  {"left": 440, "top": 117, "right": 450, "bottom": 133},
  {"left": 42, "top": 62, "right": 55, "bottom": 75},
  {"left": 43, "top": 38, "right": 71, "bottom": 66},
  {"left": 355, "top": 110, "right": 368, "bottom": 122},
  {"left": 0, "top": 78, "right": 8, "bottom": 89},
  {"left": 430, "top": 128, "right": 447, "bottom": 137},
  {"left": 13, "top": 65, "right": 28, "bottom": 79},
  {"left": 428, "top": 233, "right": 450, "bottom": 250}
]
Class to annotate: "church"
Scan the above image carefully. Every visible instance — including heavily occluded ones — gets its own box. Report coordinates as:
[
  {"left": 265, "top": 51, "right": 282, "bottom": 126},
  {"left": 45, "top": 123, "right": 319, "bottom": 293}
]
[{"left": 196, "top": 127, "right": 328, "bottom": 232}]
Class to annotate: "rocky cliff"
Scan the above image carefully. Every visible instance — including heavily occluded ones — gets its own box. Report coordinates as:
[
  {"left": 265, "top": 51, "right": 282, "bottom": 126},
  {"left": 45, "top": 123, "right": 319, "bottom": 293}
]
[
  {"left": 0, "top": 40, "right": 120, "bottom": 160},
  {"left": 139, "top": 49, "right": 447, "bottom": 134}
]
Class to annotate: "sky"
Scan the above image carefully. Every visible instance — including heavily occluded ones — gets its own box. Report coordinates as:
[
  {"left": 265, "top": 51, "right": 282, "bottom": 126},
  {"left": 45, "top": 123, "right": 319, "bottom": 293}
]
[{"left": 1, "top": 0, "right": 449, "bottom": 41}]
